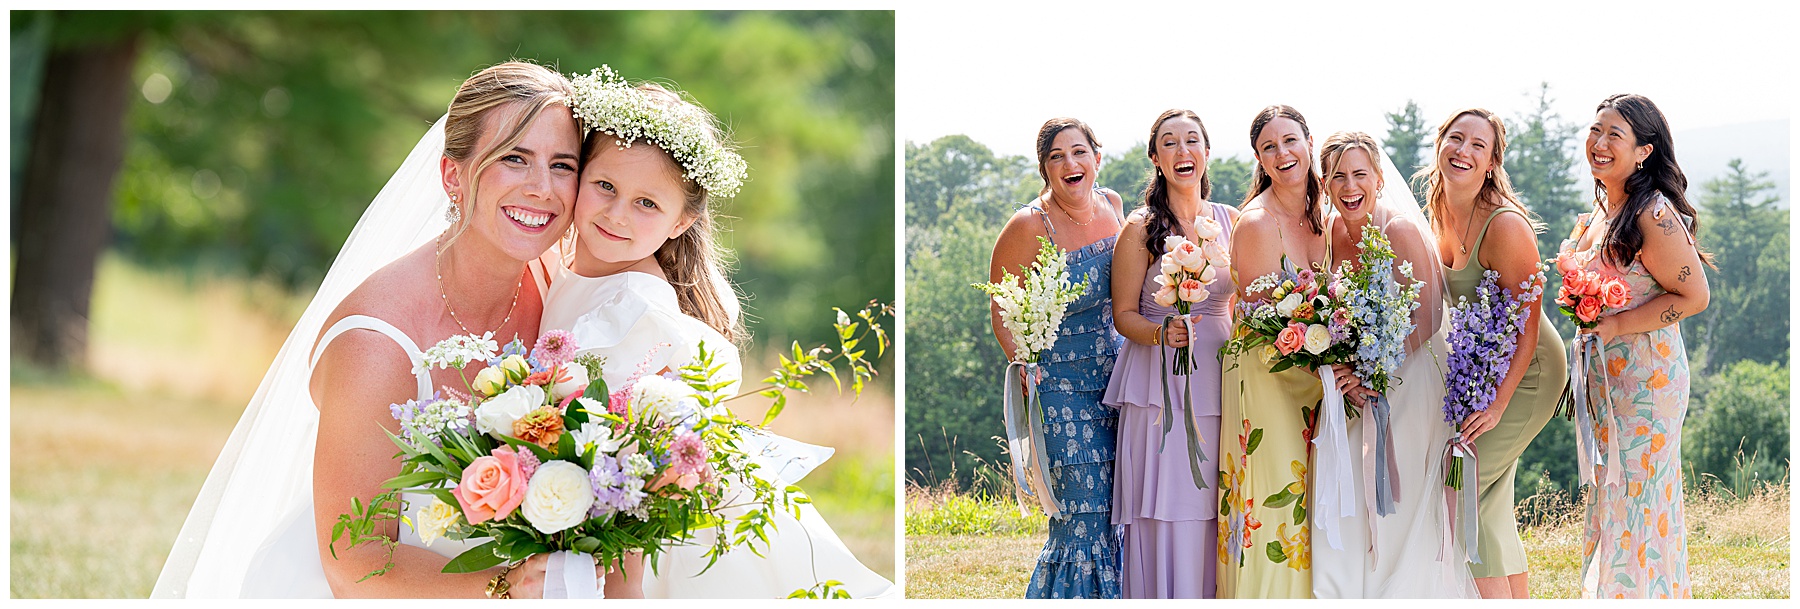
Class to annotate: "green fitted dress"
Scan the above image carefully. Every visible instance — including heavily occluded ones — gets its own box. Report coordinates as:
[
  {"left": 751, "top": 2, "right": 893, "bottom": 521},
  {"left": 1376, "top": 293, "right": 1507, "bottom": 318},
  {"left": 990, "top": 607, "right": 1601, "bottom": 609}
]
[{"left": 1443, "top": 206, "right": 1568, "bottom": 579}]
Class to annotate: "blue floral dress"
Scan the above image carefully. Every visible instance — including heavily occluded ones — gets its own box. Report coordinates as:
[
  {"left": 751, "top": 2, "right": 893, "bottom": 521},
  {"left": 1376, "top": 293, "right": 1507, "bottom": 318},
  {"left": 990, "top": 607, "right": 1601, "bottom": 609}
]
[{"left": 1024, "top": 208, "right": 1124, "bottom": 599}]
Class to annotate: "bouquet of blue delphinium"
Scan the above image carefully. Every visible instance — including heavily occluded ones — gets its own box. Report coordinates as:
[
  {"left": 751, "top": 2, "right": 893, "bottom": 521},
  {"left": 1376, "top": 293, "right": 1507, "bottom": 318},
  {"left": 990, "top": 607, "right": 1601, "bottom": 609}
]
[{"left": 1342, "top": 224, "right": 1420, "bottom": 517}]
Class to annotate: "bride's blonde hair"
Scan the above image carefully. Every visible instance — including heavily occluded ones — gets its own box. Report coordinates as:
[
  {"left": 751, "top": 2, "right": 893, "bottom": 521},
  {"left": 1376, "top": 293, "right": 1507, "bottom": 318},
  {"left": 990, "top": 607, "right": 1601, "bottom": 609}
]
[
  {"left": 580, "top": 83, "right": 744, "bottom": 344},
  {"left": 440, "top": 61, "right": 575, "bottom": 249}
]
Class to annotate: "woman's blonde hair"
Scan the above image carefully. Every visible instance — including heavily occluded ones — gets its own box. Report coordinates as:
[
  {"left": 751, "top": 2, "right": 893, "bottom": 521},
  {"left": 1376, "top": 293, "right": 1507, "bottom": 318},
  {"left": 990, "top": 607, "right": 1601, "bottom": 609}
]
[
  {"left": 441, "top": 61, "right": 575, "bottom": 248},
  {"left": 1417, "top": 108, "right": 1540, "bottom": 235},
  {"left": 581, "top": 83, "right": 744, "bottom": 343}
]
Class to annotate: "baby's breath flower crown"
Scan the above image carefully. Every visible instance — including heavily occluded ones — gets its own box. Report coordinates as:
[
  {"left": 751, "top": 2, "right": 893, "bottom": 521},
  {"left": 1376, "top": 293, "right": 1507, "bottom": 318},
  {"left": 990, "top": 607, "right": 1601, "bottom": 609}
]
[{"left": 569, "top": 66, "right": 747, "bottom": 199}]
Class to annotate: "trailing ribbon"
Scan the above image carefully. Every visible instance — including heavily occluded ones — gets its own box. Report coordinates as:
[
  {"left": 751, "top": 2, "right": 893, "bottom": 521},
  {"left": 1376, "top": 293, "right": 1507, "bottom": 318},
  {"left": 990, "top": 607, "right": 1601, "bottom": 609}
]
[
  {"left": 1158, "top": 314, "right": 1209, "bottom": 490},
  {"left": 1368, "top": 394, "right": 1399, "bottom": 517},
  {"left": 1002, "top": 361, "right": 1059, "bottom": 518},
  {"left": 1570, "top": 333, "right": 1624, "bottom": 488},
  {"left": 1313, "top": 365, "right": 1356, "bottom": 551},
  {"left": 1439, "top": 437, "right": 1481, "bottom": 565},
  {"left": 542, "top": 550, "right": 603, "bottom": 599}
]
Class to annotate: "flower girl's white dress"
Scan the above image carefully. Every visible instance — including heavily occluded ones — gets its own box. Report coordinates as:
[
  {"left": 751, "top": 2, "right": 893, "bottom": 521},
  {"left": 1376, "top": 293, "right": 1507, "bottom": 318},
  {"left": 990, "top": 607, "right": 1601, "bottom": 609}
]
[{"left": 539, "top": 267, "right": 894, "bottom": 598}]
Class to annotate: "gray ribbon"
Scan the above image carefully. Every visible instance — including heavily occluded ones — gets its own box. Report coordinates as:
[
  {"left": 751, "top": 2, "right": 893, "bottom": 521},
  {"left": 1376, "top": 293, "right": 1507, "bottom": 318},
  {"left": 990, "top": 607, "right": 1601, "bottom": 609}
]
[
  {"left": 1159, "top": 314, "right": 1209, "bottom": 491},
  {"left": 1571, "top": 334, "right": 1601, "bottom": 488},
  {"left": 1440, "top": 437, "right": 1481, "bottom": 565},
  {"left": 1002, "top": 361, "right": 1059, "bottom": 518},
  {"left": 1371, "top": 394, "right": 1399, "bottom": 517}
]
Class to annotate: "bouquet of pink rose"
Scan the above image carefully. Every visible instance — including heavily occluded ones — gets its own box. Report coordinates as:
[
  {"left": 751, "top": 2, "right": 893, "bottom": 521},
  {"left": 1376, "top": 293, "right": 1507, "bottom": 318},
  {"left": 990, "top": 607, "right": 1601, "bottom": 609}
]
[
  {"left": 1145, "top": 213, "right": 1230, "bottom": 491},
  {"left": 1220, "top": 265, "right": 1355, "bottom": 375},
  {"left": 1551, "top": 254, "right": 1631, "bottom": 329},
  {"left": 1150, "top": 213, "right": 1231, "bottom": 375},
  {"left": 333, "top": 303, "right": 891, "bottom": 588}
]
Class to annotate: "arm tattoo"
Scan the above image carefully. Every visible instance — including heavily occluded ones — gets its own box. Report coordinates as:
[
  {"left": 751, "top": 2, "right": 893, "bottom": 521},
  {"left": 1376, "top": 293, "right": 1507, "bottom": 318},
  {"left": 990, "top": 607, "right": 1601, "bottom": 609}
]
[
  {"left": 1677, "top": 265, "right": 1691, "bottom": 283},
  {"left": 1657, "top": 217, "right": 1679, "bottom": 236},
  {"left": 1660, "top": 305, "right": 1682, "bottom": 324}
]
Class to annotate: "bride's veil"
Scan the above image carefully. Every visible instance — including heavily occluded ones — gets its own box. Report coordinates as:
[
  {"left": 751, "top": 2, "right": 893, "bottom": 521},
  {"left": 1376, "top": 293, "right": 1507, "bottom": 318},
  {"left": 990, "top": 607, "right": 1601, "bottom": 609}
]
[
  {"left": 152, "top": 117, "right": 452, "bottom": 597},
  {"left": 1369, "top": 147, "right": 1446, "bottom": 355}
]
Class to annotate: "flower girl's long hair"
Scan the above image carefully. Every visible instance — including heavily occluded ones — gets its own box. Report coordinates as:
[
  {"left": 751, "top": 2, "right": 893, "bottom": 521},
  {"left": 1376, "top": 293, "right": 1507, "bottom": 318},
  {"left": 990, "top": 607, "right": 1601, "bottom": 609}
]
[{"left": 580, "top": 82, "right": 745, "bottom": 344}]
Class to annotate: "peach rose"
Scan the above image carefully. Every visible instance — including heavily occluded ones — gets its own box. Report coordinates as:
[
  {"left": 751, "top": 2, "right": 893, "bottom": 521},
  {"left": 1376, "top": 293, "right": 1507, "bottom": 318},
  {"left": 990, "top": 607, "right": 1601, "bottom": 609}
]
[
  {"left": 1554, "top": 252, "right": 1578, "bottom": 274},
  {"left": 1178, "top": 278, "right": 1206, "bottom": 303},
  {"left": 1275, "top": 322, "right": 1307, "bottom": 356},
  {"left": 1600, "top": 278, "right": 1632, "bottom": 309},
  {"left": 1579, "top": 271, "right": 1603, "bottom": 297},
  {"left": 453, "top": 446, "right": 529, "bottom": 524},
  {"left": 1575, "top": 294, "right": 1604, "bottom": 323},
  {"left": 1171, "top": 240, "right": 1206, "bottom": 274},
  {"left": 1153, "top": 285, "right": 1179, "bottom": 308},
  {"left": 1561, "top": 269, "right": 1590, "bottom": 297}
]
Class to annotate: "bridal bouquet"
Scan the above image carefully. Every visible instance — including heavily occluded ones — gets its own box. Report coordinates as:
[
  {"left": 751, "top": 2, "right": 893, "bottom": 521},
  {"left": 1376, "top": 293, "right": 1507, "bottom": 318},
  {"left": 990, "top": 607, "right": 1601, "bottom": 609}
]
[
  {"left": 1152, "top": 214, "right": 1230, "bottom": 374},
  {"left": 1341, "top": 224, "right": 1421, "bottom": 517},
  {"left": 335, "top": 303, "right": 893, "bottom": 587},
  {"left": 972, "top": 236, "right": 1086, "bottom": 517}
]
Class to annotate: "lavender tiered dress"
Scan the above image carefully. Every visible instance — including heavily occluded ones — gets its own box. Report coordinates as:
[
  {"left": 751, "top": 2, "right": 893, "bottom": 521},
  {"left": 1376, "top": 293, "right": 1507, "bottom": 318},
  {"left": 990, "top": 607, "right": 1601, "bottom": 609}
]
[{"left": 1102, "top": 203, "right": 1235, "bottom": 598}]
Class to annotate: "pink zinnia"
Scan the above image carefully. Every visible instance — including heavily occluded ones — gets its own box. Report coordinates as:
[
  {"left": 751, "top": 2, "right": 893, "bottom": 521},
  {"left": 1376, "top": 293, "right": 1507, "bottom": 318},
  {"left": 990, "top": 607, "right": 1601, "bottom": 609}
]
[
  {"left": 669, "top": 431, "right": 709, "bottom": 476},
  {"left": 533, "top": 330, "right": 578, "bottom": 368}
]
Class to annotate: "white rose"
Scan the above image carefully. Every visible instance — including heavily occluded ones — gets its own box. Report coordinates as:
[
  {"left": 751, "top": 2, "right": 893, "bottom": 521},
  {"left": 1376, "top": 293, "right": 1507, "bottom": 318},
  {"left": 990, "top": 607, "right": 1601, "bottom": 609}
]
[
  {"left": 1303, "top": 324, "right": 1332, "bottom": 355},
  {"left": 1193, "top": 215, "right": 1224, "bottom": 240},
  {"left": 520, "top": 461, "right": 594, "bottom": 534},
  {"left": 551, "top": 362, "right": 589, "bottom": 402},
  {"left": 1198, "top": 264, "right": 1218, "bottom": 284},
  {"left": 414, "top": 498, "right": 459, "bottom": 546},
  {"left": 570, "top": 421, "right": 625, "bottom": 455},
  {"left": 1160, "top": 255, "right": 1182, "bottom": 277},
  {"left": 1162, "top": 235, "right": 1187, "bottom": 254},
  {"left": 1201, "top": 240, "right": 1229, "bottom": 267},
  {"left": 475, "top": 384, "right": 542, "bottom": 438},
  {"left": 630, "top": 375, "right": 695, "bottom": 424},
  {"left": 1275, "top": 292, "right": 1304, "bottom": 317}
]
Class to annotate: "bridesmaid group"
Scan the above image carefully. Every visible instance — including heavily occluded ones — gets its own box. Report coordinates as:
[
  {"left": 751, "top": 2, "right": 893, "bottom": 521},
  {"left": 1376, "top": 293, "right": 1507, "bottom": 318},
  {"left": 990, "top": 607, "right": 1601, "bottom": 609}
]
[{"left": 984, "top": 93, "right": 1708, "bottom": 599}]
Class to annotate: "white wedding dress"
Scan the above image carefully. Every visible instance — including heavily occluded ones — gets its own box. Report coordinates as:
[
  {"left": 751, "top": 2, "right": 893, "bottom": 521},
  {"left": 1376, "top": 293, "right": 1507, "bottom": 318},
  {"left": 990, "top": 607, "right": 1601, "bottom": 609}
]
[
  {"left": 538, "top": 266, "right": 893, "bottom": 598},
  {"left": 151, "top": 117, "right": 892, "bottom": 598}
]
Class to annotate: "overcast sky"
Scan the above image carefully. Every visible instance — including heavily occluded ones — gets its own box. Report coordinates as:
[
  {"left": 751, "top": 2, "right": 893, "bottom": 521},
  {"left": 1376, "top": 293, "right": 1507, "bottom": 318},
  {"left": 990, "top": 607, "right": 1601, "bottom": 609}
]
[{"left": 897, "top": 0, "right": 1795, "bottom": 162}]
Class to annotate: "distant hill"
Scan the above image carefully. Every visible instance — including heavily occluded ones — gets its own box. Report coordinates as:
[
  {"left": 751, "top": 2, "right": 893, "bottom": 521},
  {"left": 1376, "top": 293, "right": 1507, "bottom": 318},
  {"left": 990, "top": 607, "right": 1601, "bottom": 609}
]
[{"left": 1676, "top": 119, "right": 1789, "bottom": 208}]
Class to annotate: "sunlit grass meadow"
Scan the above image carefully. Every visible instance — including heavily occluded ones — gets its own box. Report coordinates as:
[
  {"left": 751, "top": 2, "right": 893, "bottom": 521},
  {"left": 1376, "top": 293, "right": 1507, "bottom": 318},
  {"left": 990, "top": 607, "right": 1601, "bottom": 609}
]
[
  {"left": 903, "top": 478, "right": 1789, "bottom": 599},
  {"left": 10, "top": 256, "right": 894, "bottom": 598}
]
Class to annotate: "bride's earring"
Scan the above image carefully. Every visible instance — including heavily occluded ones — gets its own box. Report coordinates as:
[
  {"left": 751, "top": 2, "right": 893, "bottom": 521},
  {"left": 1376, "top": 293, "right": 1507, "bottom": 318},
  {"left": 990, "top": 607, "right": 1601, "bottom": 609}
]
[{"left": 446, "top": 193, "right": 462, "bottom": 224}]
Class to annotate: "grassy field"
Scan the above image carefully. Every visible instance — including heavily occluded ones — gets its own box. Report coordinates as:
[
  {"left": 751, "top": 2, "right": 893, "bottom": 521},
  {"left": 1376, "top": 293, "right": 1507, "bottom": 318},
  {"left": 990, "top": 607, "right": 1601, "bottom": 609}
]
[
  {"left": 903, "top": 483, "right": 1790, "bottom": 599},
  {"left": 10, "top": 256, "right": 894, "bottom": 598}
]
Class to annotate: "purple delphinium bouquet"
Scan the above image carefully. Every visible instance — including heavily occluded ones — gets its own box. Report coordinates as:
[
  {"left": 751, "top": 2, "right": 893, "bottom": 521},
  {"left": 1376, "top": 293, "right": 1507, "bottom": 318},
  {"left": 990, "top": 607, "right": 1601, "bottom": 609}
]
[{"left": 1441, "top": 269, "right": 1542, "bottom": 487}]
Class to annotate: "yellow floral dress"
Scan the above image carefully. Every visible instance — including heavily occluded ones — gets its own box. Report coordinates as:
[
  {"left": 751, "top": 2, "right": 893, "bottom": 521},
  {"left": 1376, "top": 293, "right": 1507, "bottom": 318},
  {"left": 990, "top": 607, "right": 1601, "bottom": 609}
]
[
  {"left": 1563, "top": 196, "right": 1692, "bottom": 599},
  {"left": 1216, "top": 263, "right": 1323, "bottom": 599}
]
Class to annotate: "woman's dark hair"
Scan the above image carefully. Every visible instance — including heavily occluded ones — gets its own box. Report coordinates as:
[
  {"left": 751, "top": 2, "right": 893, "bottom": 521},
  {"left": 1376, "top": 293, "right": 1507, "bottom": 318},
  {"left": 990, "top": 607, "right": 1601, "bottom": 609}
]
[
  {"left": 1593, "top": 93, "right": 1709, "bottom": 268},
  {"left": 1246, "top": 105, "right": 1323, "bottom": 235},
  {"left": 1034, "top": 117, "right": 1102, "bottom": 196},
  {"left": 1142, "top": 109, "right": 1211, "bottom": 255}
]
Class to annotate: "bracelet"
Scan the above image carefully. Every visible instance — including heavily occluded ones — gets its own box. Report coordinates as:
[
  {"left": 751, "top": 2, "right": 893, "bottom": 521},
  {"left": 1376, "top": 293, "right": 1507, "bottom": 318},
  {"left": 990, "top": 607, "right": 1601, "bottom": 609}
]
[
  {"left": 1152, "top": 325, "right": 1162, "bottom": 346},
  {"left": 486, "top": 563, "right": 514, "bottom": 599}
]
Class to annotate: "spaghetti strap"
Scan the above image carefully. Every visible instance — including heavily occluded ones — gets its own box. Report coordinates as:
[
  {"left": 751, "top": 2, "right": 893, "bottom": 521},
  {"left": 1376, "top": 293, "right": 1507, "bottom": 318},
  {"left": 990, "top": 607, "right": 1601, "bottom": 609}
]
[
  {"left": 1030, "top": 201, "right": 1057, "bottom": 237},
  {"left": 312, "top": 314, "right": 433, "bottom": 401}
]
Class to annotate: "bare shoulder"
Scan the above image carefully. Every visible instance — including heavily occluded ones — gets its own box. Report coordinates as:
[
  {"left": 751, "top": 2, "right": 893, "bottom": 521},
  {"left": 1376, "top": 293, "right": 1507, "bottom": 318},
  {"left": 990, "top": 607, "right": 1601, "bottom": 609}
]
[
  {"left": 997, "top": 203, "right": 1051, "bottom": 247},
  {"left": 315, "top": 244, "right": 435, "bottom": 360},
  {"left": 1635, "top": 193, "right": 1695, "bottom": 246},
  {"left": 1484, "top": 208, "right": 1542, "bottom": 257},
  {"left": 1232, "top": 207, "right": 1279, "bottom": 243},
  {"left": 1214, "top": 201, "right": 1242, "bottom": 222}
]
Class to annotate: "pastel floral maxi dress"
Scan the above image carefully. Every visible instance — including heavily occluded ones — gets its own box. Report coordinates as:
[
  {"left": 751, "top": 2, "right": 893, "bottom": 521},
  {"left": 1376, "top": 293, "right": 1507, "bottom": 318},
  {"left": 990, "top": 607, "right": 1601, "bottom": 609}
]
[{"left": 1563, "top": 194, "right": 1692, "bottom": 599}]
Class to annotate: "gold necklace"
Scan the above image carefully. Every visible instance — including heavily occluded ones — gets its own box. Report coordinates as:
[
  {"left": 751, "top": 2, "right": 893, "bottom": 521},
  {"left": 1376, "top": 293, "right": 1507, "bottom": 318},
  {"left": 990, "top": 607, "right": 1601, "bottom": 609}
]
[
  {"left": 1456, "top": 203, "right": 1482, "bottom": 255},
  {"left": 435, "top": 234, "right": 522, "bottom": 336},
  {"left": 1051, "top": 195, "right": 1097, "bottom": 227}
]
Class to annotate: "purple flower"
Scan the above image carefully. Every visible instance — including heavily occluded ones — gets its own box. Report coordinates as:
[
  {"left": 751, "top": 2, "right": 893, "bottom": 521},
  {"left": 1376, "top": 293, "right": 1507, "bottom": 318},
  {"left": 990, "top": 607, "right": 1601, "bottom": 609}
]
[
  {"left": 1442, "top": 271, "right": 1530, "bottom": 425},
  {"left": 516, "top": 448, "right": 542, "bottom": 481}
]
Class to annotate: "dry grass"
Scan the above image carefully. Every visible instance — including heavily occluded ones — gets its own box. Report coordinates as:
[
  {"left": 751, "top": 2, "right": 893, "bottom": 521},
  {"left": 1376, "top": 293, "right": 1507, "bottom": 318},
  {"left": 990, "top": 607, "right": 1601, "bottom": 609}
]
[
  {"left": 905, "top": 535, "right": 1040, "bottom": 599},
  {"left": 10, "top": 257, "right": 895, "bottom": 597}
]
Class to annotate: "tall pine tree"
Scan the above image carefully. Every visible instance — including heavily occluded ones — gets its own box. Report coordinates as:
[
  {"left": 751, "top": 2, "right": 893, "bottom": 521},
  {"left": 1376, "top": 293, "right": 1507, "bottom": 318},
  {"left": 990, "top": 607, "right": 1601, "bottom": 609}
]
[
  {"left": 1383, "top": 99, "right": 1431, "bottom": 204},
  {"left": 1504, "top": 82, "right": 1585, "bottom": 258},
  {"left": 1690, "top": 159, "right": 1787, "bottom": 371}
]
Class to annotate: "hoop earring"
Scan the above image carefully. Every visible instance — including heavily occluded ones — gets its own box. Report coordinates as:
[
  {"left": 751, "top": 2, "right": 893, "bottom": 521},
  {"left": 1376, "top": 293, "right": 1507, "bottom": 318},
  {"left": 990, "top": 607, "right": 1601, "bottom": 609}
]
[
  {"left": 1486, "top": 170, "right": 1493, "bottom": 179},
  {"left": 1636, "top": 161, "right": 1643, "bottom": 170},
  {"left": 446, "top": 193, "right": 462, "bottom": 224}
]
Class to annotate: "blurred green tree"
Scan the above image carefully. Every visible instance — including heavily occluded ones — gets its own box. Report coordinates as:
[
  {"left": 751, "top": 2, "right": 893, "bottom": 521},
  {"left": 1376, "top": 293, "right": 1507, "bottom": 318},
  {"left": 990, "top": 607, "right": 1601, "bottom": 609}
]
[
  {"left": 10, "top": 10, "right": 894, "bottom": 370},
  {"left": 1382, "top": 99, "right": 1431, "bottom": 204},
  {"left": 1689, "top": 159, "right": 1786, "bottom": 371},
  {"left": 1209, "top": 155, "right": 1253, "bottom": 207},
  {"left": 1685, "top": 359, "right": 1790, "bottom": 496}
]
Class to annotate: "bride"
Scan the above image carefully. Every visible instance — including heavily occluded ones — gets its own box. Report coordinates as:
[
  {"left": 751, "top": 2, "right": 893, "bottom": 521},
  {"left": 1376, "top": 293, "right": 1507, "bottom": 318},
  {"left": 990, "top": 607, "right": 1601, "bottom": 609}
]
[
  {"left": 1307, "top": 132, "right": 1478, "bottom": 598},
  {"left": 151, "top": 61, "right": 890, "bottom": 598}
]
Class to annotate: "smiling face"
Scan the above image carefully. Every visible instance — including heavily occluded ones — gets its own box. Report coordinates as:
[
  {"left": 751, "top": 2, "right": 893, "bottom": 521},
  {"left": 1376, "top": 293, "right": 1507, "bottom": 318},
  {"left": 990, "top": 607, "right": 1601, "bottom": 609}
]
[
  {"left": 1327, "top": 146, "right": 1382, "bottom": 224},
  {"left": 571, "top": 134, "right": 697, "bottom": 272},
  {"left": 1586, "top": 107, "right": 1651, "bottom": 187},
  {"left": 1253, "top": 117, "right": 1312, "bottom": 191},
  {"left": 1041, "top": 127, "right": 1100, "bottom": 200},
  {"left": 1152, "top": 115, "right": 1210, "bottom": 192},
  {"left": 451, "top": 103, "right": 581, "bottom": 262},
  {"left": 1436, "top": 113, "right": 1497, "bottom": 193}
]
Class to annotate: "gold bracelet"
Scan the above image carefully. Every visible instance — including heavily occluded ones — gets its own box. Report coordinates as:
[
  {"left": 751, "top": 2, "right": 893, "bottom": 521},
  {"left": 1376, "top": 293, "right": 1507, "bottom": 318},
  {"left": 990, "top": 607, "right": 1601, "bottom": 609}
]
[
  {"left": 486, "top": 563, "right": 514, "bottom": 599},
  {"left": 1152, "top": 325, "right": 1162, "bottom": 346}
]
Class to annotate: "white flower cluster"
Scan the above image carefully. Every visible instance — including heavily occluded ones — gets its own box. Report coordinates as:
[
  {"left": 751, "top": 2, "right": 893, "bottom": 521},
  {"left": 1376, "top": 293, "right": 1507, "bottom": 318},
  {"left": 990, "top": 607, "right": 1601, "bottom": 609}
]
[
  {"left": 417, "top": 332, "right": 498, "bottom": 376},
  {"left": 568, "top": 66, "right": 748, "bottom": 199},
  {"left": 974, "top": 236, "right": 1088, "bottom": 363}
]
